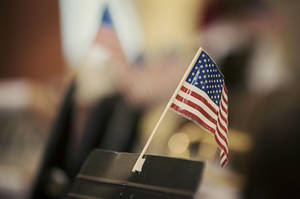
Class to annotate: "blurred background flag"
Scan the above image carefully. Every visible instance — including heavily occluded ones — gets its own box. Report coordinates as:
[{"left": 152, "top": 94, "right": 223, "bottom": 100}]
[
  {"left": 59, "top": 0, "right": 143, "bottom": 67},
  {"left": 170, "top": 49, "right": 229, "bottom": 167},
  {"left": 92, "top": 5, "right": 126, "bottom": 64}
]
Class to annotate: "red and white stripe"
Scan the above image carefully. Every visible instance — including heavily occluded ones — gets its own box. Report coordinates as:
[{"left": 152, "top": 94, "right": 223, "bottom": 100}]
[
  {"left": 94, "top": 25, "right": 127, "bottom": 64},
  {"left": 217, "top": 85, "right": 228, "bottom": 167},
  {"left": 170, "top": 81, "right": 229, "bottom": 167}
]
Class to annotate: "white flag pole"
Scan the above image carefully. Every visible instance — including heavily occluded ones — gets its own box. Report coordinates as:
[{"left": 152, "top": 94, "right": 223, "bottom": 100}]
[{"left": 132, "top": 47, "right": 203, "bottom": 172}]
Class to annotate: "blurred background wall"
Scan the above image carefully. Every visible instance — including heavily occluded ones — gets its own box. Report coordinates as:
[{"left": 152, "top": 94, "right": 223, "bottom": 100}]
[
  {"left": 0, "top": 0, "right": 65, "bottom": 198},
  {"left": 0, "top": 0, "right": 65, "bottom": 79}
]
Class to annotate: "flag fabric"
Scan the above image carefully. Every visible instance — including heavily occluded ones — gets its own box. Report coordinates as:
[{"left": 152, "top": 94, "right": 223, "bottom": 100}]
[
  {"left": 94, "top": 6, "right": 126, "bottom": 63},
  {"left": 170, "top": 49, "right": 229, "bottom": 167}
]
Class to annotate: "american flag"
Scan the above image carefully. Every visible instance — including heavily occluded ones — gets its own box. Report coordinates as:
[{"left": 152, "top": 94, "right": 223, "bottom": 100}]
[
  {"left": 94, "top": 6, "right": 126, "bottom": 64},
  {"left": 170, "top": 49, "right": 229, "bottom": 167}
]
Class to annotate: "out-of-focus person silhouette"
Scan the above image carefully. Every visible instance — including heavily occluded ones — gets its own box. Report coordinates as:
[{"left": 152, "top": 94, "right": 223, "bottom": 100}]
[
  {"left": 30, "top": 81, "right": 76, "bottom": 199},
  {"left": 30, "top": 79, "right": 143, "bottom": 199},
  {"left": 29, "top": 3, "right": 145, "bottom": 198},
  {"left": 244, "top": 89, "right": 300, "bottom": 199}
]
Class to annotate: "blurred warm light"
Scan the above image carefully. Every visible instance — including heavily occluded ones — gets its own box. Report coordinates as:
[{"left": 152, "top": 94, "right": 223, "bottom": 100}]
[
  {"left": 166, "top": 122, "right": 253, "bottom": 163},
  {"left": 180, "top": 123, "right": 205, "bottom": 142},
  {"left": 178, "top": 122, "right": 218, "bottom": 161},
  {"left": 135, "top": 0, "right": 203, "bottom": 55},
  {"left": 228, "top": 129, "right": 252, "bottom": 153},
  {"left": 138, "top": 108, "right": 180, "bottom": 155},
  {"left": 198, "top": 143, "right": 218, "bottom": 161},
  {"left": 168, "top": 132, "right": 190, "bottom": 155}
]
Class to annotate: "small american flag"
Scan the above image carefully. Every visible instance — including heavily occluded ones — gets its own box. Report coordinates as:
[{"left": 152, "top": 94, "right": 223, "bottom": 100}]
[{"left": 170, "top": 49, "right": 229, "bottom": 167}]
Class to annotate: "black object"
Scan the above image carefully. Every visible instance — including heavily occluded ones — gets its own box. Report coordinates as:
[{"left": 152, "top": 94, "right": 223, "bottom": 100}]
[
  {"left": 30, "top": 80, "right": 143, "bottom": 199},
  {"left": 67, "top": 149, "right": 205, "bottom": 199},
  {"left": 30, "top": 80, "right": 77, "bottom": 199},
  {"left": 78, "top": 94, "right": 142, "bottom": 165},
  {"left": 244, "top": 99, "right": 300, "bottom": 199}
]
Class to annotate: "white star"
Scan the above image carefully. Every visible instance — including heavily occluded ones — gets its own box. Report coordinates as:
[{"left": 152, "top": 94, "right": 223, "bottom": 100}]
[
  {"left": 200, "top": 65, "right": 203, "bottom": 68},
  {"left": 202, "top": 86, "right": 205, "bottom": 89},
  {"left": 198, "top": 76, "right": 201, "bottom": 79},
  {"left": 204, "top": 59, "right": 207, "bottom": 62},
  {"left": 202, "top": 54, "right": 205, "bottom": 58},
  {"left": 192, "top": 72, "right": 195, "bottom": 75},
  {"left": 189, "top": 78, "right": 192, "bottom": 82},
  {"left": 195, "top": 66, "right": 198, "bottom": 69}
]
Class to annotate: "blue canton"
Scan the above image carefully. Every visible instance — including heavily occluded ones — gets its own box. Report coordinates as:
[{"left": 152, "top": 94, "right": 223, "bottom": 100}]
[{"left": 186, "top": 51, "right": 224, "bottom": 106}]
